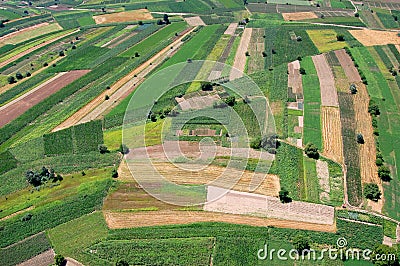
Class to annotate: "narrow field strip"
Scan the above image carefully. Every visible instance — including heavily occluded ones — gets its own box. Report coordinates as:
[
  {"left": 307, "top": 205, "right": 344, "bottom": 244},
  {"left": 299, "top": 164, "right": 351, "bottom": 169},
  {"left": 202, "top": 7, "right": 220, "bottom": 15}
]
[
  {"left": 230, "top": 28, "right": 252, "bottom": 80},
  {"left": 0, "top": 70, "right": 89, "bottom": 128},
  {"left": 312, "top": 54, "right": 338, "bottom": 107}
]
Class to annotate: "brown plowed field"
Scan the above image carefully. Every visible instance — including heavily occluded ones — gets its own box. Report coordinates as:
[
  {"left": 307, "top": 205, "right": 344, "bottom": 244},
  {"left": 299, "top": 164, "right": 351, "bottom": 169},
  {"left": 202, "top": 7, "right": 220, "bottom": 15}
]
[
  {"left": 0, "top": 70, "right": 89, "bottom": 127},
  {"left": 104, "top": 210, "right": 336, "bottom": 232},
  {"left": 17, "top": 249, "right": 55, "bottom": 266},
  {"left": 288, "top": 60, "right": 303, "bottom": 94},
  {"left": 312, "top": 54, "right": 338, "bottom": 107},
  {"left": 335, "top": 49, "right": 362, "bottom": 83},
  {"left": 321, "top": 106, "right": 344, "bottom": 163}
]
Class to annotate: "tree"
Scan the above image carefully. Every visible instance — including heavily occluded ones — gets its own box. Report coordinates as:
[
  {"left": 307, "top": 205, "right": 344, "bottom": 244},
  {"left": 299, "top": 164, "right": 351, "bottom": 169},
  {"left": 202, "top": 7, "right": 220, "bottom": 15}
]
[
  {"left": 262, "top": 51, "right": 267, "bottom": 57},
  {"left": 138, "top": 21, "right": 143, "bottom": 25},
  {"left": 118, "top": 144, "right": 129, "bottom": 155},
  {"left": 368, "top": 101, "right": 380, "bottom": 116},
  {"left": 16, "top": 72, "right": 23, "bottom": 80},
  {"left": 250, "top": 137, "right": 261, "bottom": 149},
  {"left": 355, "top": 13, "right": 360, "bottom": 17},
  {"left": 163, "top": 14, "right": 170, "bottom": 24},
  {"left": 7, "top": 76, "right": 16, "bottom": 84},
  {"left": 350, "top": 84, "right": 357, "bottom": 94},
  {"left": 0, "top": 21, "right": 4, "bottom": 28},
  {"left": 201, "top": 82, "right": 213, "bottom": 91},
  {"left": 26, "top": 72, "right": 31, "bottom": 77},
  {"left": 371, "top": 244, "right": 399, "bottom": 266},
  {"left": 224, "top": 96, "right": 236, "bottom": 106},
  {"left": 157, "top": 19, "right": 163, "bottom": 25},
  {"left": 112, "top": 169, "right": 119, "bottom": 178},
  {"left": 364, "top": 183, "right": 381, "bottom": 201},
  {"left": 99, "top": 144, "right": 109, "bottom": 154},
  {"left": 304, "top": 143, "right": 319, "bottom": 159},
  {"left": 72, "top": 45, "right": 77, "bottom": 49},
  {"left": 337, "top": 34, "right": 345, "bottom": 41},
  {"left": 59, "top": 50, "right": 65, "bottom": 56},
  {"left": 245, "top": 51, "right": 250, "bottom": 56},
  {"left": 134, "top": 52, "right": 140, "bottom": 57},
  {"left": 299, "top": 67, "right": 306, "bottom": 75},
  {"left": 357, "top": 133, "right": 364, "bottom": 144},
  {"left": 116, "top": 260, "right": 129, "bottom": 266},
  {"left": 378, "top": 166, "right": 391, "bottom": 181},
  {"left": 292, "top": 235, "right": 310, "bottom": 254},
  {"left": 261, "top": 134, "right": 280, "bottom": 154},
  {"left": 150, "top": 113, "right": 157, "bottom": 122},
  {"left": 105, "top": 95, "right": 110, "bottom": 100},
  {"left": 279, "top": 188, "right": 292, "bottom": 203},
  {"left": 55, "top": 254, "right": 65, "bottom": 266},
  {"left": 43, "top": 62, "right": 48, "bottom": 67}
]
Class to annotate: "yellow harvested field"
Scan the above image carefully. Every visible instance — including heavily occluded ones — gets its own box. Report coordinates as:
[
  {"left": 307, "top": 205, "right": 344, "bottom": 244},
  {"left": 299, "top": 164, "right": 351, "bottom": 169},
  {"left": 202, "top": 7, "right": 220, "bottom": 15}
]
[
  {"left": 349, "top": 29, "right": 400, "bottom": 46},
  {"left": 307, "top": 29, "right": 348, "bottom": 53},
  {"left": 321, "top": 107, "right": 344, "bottom": 163},
  {"left": 93, "top": 9, "right": 153, "bottom": 24},
  {"left": 104, "top": 210, "right": 337, "bottom": 232},
  {"left": 282, "top": 12, "right": 318, "bottom": 21}
]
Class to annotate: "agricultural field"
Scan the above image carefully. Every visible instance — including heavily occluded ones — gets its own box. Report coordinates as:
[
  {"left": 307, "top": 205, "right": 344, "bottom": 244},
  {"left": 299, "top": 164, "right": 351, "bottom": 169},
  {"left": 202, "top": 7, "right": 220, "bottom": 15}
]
[{"left": 1, "top": 0, "right": 400, "bottom": 265}]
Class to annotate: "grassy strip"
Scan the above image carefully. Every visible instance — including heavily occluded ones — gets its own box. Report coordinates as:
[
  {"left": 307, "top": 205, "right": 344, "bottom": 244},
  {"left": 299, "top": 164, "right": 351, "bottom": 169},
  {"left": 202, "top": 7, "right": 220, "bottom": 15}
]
[{"left": 301, "top": 56, "right": 323, "bottom": 150}]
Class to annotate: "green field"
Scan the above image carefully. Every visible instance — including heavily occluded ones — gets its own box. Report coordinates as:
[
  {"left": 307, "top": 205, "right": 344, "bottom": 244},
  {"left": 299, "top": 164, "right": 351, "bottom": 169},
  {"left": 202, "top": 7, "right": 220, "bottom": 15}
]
[
  {"left": 121, "top": 21, "right": 187, "bottom": 57},
  {"left": 301, "top": 57, "right": 323, "bottom": 150}
]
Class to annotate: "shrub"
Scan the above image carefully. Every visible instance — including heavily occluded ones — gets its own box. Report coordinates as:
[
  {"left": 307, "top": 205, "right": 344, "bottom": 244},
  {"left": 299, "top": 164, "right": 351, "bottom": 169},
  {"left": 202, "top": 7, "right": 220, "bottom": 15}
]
[
  {"left": 299, "top": 67, "right": 306, "bottom": 75},
  {"left": 364, "top": 183, "right": 381, "bottom": 201},
  {"left": 336, "top": 34, "right": 345, "bottom": 41},
  {"left": 55, "top": 254, "right": 65, "bottom": 266},
  {"left": 378, "top": 166, "right": 391, "bottom": 181},
  {"left": 356, "top": 133, "right": 364, "bottom": 144},
  {"left": 279, "top": 188, "right": 292, "bottom": 203},
  {"left": 7, "top": 76, "right": 16, "bottom": 84},
  {"left": 112, "top": 169, "right": 118, "bottom": 178},
  {"left": 224, "top": 96, "right": 235, "bottom": 106},
  {"left": 21, "top": 213, "right": 33, "bottom": 222},
  {"left": 59, "top": 51, "right": 65, "bottom": 56},
  {"left": 292, "top": 234, "right": 310, "bottom": 253},
  {"left": 304, "top": 143, "right": 319, "bottom": 159},
  {"left": 349, "top": 84, "right": 357, "bottom": 94},
  {"left": 99, "top": 144, "right": 109, "bottom": 154},
  {"left": 15, "top": 72, "right": 23, "bottom": 80}
]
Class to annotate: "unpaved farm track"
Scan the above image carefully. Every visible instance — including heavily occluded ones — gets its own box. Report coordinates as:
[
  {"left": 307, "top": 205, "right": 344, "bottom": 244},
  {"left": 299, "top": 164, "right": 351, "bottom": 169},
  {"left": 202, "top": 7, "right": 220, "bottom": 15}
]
[
  {"left": 321, "top": 106, "right": 344, "bottom": 163},
  {"left": 17, "top": 249, "right": 55, "bottom": 266},
  {"left": 53, "top": 28, "right": 195, "bottom": 131},
  {"left": 0, "top": 70, "right": 89, "bottom": 128},
  {"left": 312, "top": 54, "right": 338, "bottom": 107},
  {"left": 230, "top": 28, "right": 252, "bottom": 80},
  {"left": 104, "top": 210, "right": 337, "bottom": 232}
]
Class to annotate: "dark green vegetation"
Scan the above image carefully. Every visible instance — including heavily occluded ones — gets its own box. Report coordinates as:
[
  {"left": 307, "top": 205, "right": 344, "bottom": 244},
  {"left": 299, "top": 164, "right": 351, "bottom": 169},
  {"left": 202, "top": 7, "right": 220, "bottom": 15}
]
[
  {"left": 301, "top": 57, "right": 322, "bottom": 150},
  {"left": 0, "top": 232, "right": 51, "bottom": 266}
]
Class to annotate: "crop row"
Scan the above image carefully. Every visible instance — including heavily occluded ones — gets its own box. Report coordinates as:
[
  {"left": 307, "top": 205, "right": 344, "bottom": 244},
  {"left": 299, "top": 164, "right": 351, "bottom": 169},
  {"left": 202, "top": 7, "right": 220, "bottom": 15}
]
[
  {"left": 0, "top": 14, "right": 52, "bottom": 37},
  {"left": 0, "top": 150, "right": 18, "bottom": 175},
  {"left": 0, "top": 178, "right": 114, "bottom": 247},
  {"left": 0, "top": 232, "right": 51, "bottom": 266},
  {"left": 0, "top": 57, "right": 125, "bottom": 147}
]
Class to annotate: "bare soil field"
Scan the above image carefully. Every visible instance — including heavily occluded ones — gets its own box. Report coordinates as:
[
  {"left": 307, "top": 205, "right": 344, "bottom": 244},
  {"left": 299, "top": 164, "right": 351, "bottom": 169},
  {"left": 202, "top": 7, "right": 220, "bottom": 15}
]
[
  {"left": 224, "top": 23, "right": 238, "bottom": 35},
  {"left": 127, "top": 161, "right": 280, "bottom": 197},
  {"left": 54, "top": 28, "right": 194, "bottom": 131},
  {"left": 349, "top": 29, "right": 400, "bottom": 46},
  {"left": 103, "top": 210, "right": 337, "bottom": 232},
  {"left": 94, "top": 9, "right": 153, "bottom": 24},
  {"left": 0, "top": 70, "right": 89, "bottom": 127},
  {"left": 335, "top": 49, "right": 362, "bottom": 83},
  {"left": 353, "top": 82, "right": 382, "bottom": 212},
  {"left": 312, "top": 54, "right": 338, "bottom": 107},
  {"left": 17, "top": 249, "right": 55, "bottom": 266},
  {"left": 0, "top": 29, "right": 79, "bottom": 69},
  {"left": 230, "top": 28, "right": 252, "bottom": 80},
  {"left": 282, "top": 12, "right": 318, "bottom": 21},
  {"left": 321, "top": 107, "right": 344, "bottom": 163},
  {"left": 204, "top": 186, "right": 335, "bottom": 225},
  {"left": 184, "top": 16, "right": 206, "bottom": 26},
  {"left": 288, "top": 60, "right": 303, "bottom": 94}
]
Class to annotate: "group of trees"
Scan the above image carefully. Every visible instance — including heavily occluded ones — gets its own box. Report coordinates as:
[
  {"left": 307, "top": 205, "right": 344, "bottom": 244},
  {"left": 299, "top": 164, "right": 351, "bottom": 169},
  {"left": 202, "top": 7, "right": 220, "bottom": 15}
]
[
  {"left": 157, "top": 14, "right": 170, "bottom": 25},
  {"left": 304, "top": 143, "right": 319, "bottom": 159},
  {"left": 26, "top": 166, "right": 63, "bottom": 187},
  {"left": 250, "top": 134, "right": 280, "bottom": 154}
]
